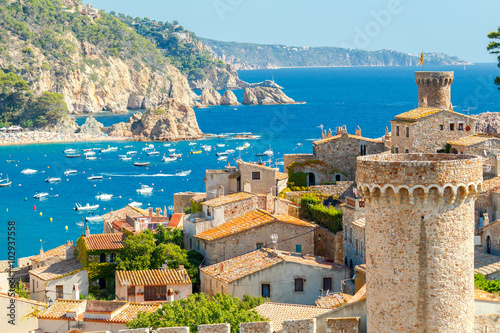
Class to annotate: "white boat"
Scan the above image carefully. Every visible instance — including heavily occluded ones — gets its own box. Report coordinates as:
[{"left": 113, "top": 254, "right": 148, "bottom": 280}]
[
  {"left": 45, "top": 177, "right": 61, "bottom": 183},
  {"left": 84, "top": 151, "right": 96, "bottom": 156},
  {"left": 218, "top": 156, "right": 228, "bottom": 161},
  {"left": 0, "top": 176, "right": 12, "bottom": 187},
  {"left": 176, "top": 170, "right": 191, "bottom": 177},
  {"left": 109, "top": 147, "right": 118, "bottom": 151},
  {"left": 21, "top": 169, "right": 37, "bottom": 175},
  {"left": 168, "top": 148, "right": 176, "bottom": 153},
  {"left": 118, "top": 155, "right": 127, "bottom": 158},
  {"left": 136, "top": 185, "right": 153, "bottom": 194},
  {"left": 169, "top": 153, "right": 182, "bottom": 158},
  {"left": 236, "top": 146, "right": 245, "bottom": 151},
  {"left": 134, "top": 161, "right": 150, "bottom": 167},
  {"left": 74, "top": 203, "right": 99, "bottom": 211},
  {"left": 226, "top": 149, "right": 236, "bottom": 153},
  {"left": 95, "top": 193, "right": 113, "bottom": 200},
  {"left": 263, "top": 149, "right": 273, "bottom": 156},
  {"left": 82, "top": 149, "right": 92, "bottom": 152},
  {"left": 87, "top": 175, "right": 103, "bottom": 180},
  {"left": 120, "top": 156, "right": 132, "bottom": 161},
  {"left": 126, "top": 151, "right": 137, "bottom": 155},
  {"left": 162, "top": 155, "right": 177, "bottom": 162},
  {"left": 92, "top": 147, "right": 101, "bottom": 151},
  {"left": 147, "top": 151, "right": 160, "bottom": 156},
  {"left": 128, "top": 201, "right": 142, "bottom": 207},
  {"left": 216, "top": 152, "right": 228, "bottom": 156},
  {"left": 201, "top": 145, "right": 212, "bottom": 151},
  {"left": 216, "top": 143, "right": 225, "bottom": 148},
  {"left": 34, "top": 192, "right": 49, "bottom": 199},
  {"left": 66, "top": 153, "right": 81, "bottom": 158},
  {"left": 124, "top": 145, "right": 134, "bottom": 148},
  {"left": 101, "top": 148, "right": 112, "bottom": 153},
  {"left": 188, "top": 142, "right": 197, "bottom": 146},
  {"left": 64, "top": 169, "right": 77, "bottom": 176},
  {"left": 243, "top": 142, "right": 251, "bottom": 148},
  {"left": 163, "top": 143, "right": 171, "bottom": 147},
  {"left": 85, "top": 213, "right": 103, "bottom": 222},
  {"left": 86, "top": 156, "right": 97, "bottom": 160},
  {"left": 142, "top": 147, "right": 154, "bottom": 151},
  {"left": 63, "top": 148, "right": 77, "bottom": 154}
]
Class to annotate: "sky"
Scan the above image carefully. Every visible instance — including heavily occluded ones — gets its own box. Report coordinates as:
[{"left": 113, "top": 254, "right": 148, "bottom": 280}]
[{"left": 88, "top": 0, "right": 500, "bottom": 63}]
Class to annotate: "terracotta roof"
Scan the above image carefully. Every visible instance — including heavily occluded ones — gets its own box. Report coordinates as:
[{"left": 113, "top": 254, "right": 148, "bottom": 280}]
[
  {"left": 315, "top": 293, "right": 352, "bottom": 308},
  {"left": 482, "top": 176, "right": 500, "bottom": 193},
  {"left": 31, "top": 244, "right": 72, "bottom": 262},
  {"left": 102, "top": 205, "right": 149, "bottom": 223},
  {"left": 195, "top": 210, "right": 314, "bottom": 241},
  {"left": 238, "top": 160, "right": 278, "bottom": 172},
  {"left": 475, "top": 288, "right": 500, "bottom": 302},
  {"left": 0, "top": 293, "right": 46, "bottom": 306},
  {"left": 83, "top": 233, "right": 126, "bottom": 251},
  {"left": 116, "top": 268, "right": 191, "bottom": 286},
  {"left": 313, "top": 133, "right": 383, "bottom": 145},
  {"left": 253, "top": 302, "right": 333, "bottom": 332},
  {"left": 347, "top": 284, "right": 367, "bottom": 303},
  {"left": 276, "top": 172, "right": 288, "bottom": 181},
  {"left": 190, "top": 193, "right": 206, "bottom": 203},
  {"left": 392, "top": 107, "right": 475, "bottom": 122},
  {"left": 475, "top": 250, "right": 500, "bottom": 276},
  {"left": 38, "top": 300, "right": 84, "bottom": 321},
  {"left": 29, "top": 258, "right": 82, "bottom": 281},
  {"left": 201, "top": 249, "right": 343, "bottom": 283},
  {"left": 111, "top": 220, "right": 133, "bottom": 233},
  {"left": 202, "top": 192, "right": 255, "bottom": 207},
  {"left": 169, "top": 213, "right": 184, "bottom": 228},
  {"left": 105, "top": 302, "right": 160, "bottom": 323},
  {"left": 448, "top": 135, "right": 495, "bottom": 147}
]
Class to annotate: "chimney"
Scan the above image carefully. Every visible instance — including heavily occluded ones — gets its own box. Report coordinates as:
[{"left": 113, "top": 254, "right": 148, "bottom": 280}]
[
  {"left": 156, "top": 208, "right": 161, "bottom": 217},
  {"left": 483, "top": 214, "right": 490, "bottom": 227},
  {"left": 163, "top": 206, "right": 167, "bottom": 217},
  {"left": 327, "top": 128, "right": 332, "bottom": 137},
  {"left": 338, "top": 125, "right": 347, "bottom": 136},
  {"left": 422, "top": 96, "right": 428, "bottom": 107},
  {"left": 356, "top": 125, "right": 362, "bottom": 137},
  {"left": 72, "top": 284, "right": 80, "bottom": 300},
  {"left": 258, "top": 158, "right": 264, "bottom": 165},
  {"left": 85, "top": 226, "right": 90, "bottom": 237},
  {"left": 39, "top": 246, "right": 44, "bottom": 261},
  {"left": 167, "top": 288, "right": 174, "bottom": 302},
  {"left": 148, "top": 207, "right": 153, "bottom": 218},
  {"left": 220, "top": 263, "right": 224, "bottom": 272}
]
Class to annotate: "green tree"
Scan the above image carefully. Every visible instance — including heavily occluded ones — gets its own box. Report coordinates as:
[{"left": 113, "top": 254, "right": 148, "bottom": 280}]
[
  {"left": 116, "top": 231, "right": 157, "bottom": 270},
  {"left": 488, "top": 26, "right": 500, "bottom": 87},
  {"left": 15, "top": 281, "right": 30, "bottom": 299},
  {"left": 127, "top": 293, "right": 267, "bottom": 332},
  {"left": 154, "top": 225, "right": 183, "bottom": 247}
]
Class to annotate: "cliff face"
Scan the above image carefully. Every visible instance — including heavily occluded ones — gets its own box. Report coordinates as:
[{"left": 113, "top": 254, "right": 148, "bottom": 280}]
[{"left": 243, "top": 87, "right": 295, "bottom": 105}]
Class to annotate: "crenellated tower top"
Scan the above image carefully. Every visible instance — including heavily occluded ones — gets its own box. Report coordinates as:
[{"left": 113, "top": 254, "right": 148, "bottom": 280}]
[{"left": 415, "top": 71, "right": 454, "bottom": 110}]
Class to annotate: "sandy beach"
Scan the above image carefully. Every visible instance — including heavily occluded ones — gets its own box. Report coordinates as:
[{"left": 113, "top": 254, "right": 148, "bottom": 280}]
[{"left": 0, "top": 131, "right": 128, "bottom": 147}]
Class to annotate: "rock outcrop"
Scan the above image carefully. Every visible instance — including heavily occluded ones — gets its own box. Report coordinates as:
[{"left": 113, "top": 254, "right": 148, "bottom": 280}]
[
  {"left": 107, "top": 100, "right": 203, "bottom": 140},
  {"left": 42, "top": 116, "right": 79, "bottom": 134},
  {"left": 200, "top": 88, "right": 222, "bottom": 105},
  {"left": 242, "top": 87, "right": 295, "bottom": 105},
  {"left": 247, "top": 80, "right": 283, "bottom": 89},
  {"left": 190, "top": 64, "right": 248, "bottom": 90},
  {"left": 78, "top": 116, "right": 104, "bottom": 136},
  {"left": 220, "top": 90, "right": 240, "bottom": 105},
  {"left": 476, "top": 112, "right": 500, "bottom": 133}
]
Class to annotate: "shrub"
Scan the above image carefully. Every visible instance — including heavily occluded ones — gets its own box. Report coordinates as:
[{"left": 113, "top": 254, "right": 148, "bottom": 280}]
[
  {"left": 300, "top": 195, "right": 343, "bottom": 233},
  {"left": 154, "top": 108, "right": 165, "bottom": 115},
  {"left": 475, "top": 273, "right": 500, "bottom": 294}
]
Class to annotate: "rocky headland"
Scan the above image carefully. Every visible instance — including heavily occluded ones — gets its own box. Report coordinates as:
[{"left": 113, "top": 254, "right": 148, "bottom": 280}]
[{"left": 243, "top": 87, "right": 295, "bottom": 105}]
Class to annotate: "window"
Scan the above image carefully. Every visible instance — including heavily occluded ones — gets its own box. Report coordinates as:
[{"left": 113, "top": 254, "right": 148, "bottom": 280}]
[
  {"left": 127, "top": 286, "right": 135, "bottom": 295},
  {"left": 189, "top": 238, "right": 192, "bottom": 249},
  {"left": 323, "top": 277, "right": 333, "bottom": 292},
  {"left": 210, "top": 280, "right": 213, "bottom": 291},
  {"left": 207, "top": 208, "right": 211, "bottom": 217},
  {"left": 450, "top": 123, "right": 455, "bottom": 131},
  {"left": 396, "top": 126, "right": 400, "bottom": 136},
  {"left": 404, "top": 149, "right": 409, "bottom": 154},
  {"left": 458, "top": 123, "right": 464, "bottom": 131},
  {"left": 355, "top": 239, "right": 358, "bottom": 254},
  {"left": 294, "top": 278, "right": 304, "bottom": 292},
  {"left": 197, "top": 240, "right": 200, "bottom": 251},
  {"left": 405, "top": 127, "right": 409, "bottom": 138},
  {"left": 56, "top": 285, "right": 63, "bottom": 299},
  {"left": 439, "top": 125, "right": 444, "bottom": 130},
  {"left": 110, "top": 253, "right": 116, "bottom": 263},
  {"left": 252, "top": 172, "right": 261, "bottom": 180},
  {"left": 100, "top": 253, "right": 106, "bottom": 263},
  {"left": 261, "top": 284, "right": 270, "bottom": 297},
  {"left": 395, "top": 147, "right": 399, "bottom": 154},
  {"left": 295, "top": 244, "right": 302, "bottom": 253},
  {"left": 335, "top": 174, "right": 342, "bottom": 182},
  {"left": 256, "top": 243, "right": 263, "bottom": 250},
  {"left": 360, "top": 144, "right": 366, "bottom": 156}
]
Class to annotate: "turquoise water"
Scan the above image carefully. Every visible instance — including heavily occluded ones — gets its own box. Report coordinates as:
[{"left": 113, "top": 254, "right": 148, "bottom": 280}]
[{"left": 1, "top": 64, "right": 500, "bottom": 260}]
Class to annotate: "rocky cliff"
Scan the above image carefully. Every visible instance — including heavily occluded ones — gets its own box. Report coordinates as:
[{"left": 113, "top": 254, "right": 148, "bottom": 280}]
[
  {"left": 476, "top": 112, "right": 500, "bottom": 133},
  {"left": 200, "top": 88, "right": 222, "bottom": 105},
  {"left": 220, "top": 90, "right": 240, "bottom": 105},
  {"left": 243, "top": 87, "right": 295, "bottom": 105}
]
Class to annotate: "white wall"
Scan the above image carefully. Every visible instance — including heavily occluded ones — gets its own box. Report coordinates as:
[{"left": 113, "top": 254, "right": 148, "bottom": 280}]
[
  {"left": 31, "top": 270, "right": 88, "bottom": 303},
  {"left": 475, "top": 300, "right": 500, "bottom": 315},
  {"left": 0, "top": 294, "right": 46, "bottom": 333},
  {"left": 39, "top": 318, "right": 126, "bottom": 333}
]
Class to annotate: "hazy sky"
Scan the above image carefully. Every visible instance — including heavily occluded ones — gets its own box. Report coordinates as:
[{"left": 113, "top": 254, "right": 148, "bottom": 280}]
[{"left": 88, "top": 0, "right": 500, "bottom": 63}]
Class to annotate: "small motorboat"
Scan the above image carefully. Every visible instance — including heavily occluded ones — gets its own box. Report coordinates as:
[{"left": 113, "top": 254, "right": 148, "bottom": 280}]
[
  {"left": 66, "top": 154, "right": 81, "bottom": 158},
  {"left": 120, "top": 156, "right": 132, "bottom": 161},
  {"left": 63, "top": 148, "right": 77, "bottom": 154},
  {"left": 188, "top": 142, "right": 197, "bottom": 146},
  {"left": 45, "top": 177, "right": 61, "bottom": 183},
  {"left": 216, "top": 143, "right": 225, "bottom": 148},
  {"left": 243, "top": 142, "right": 251, "bottom": 148},
  {"left": 85, "top": 212, "right": 103, "bottom": 222},
  {"left": 64, "top": 169, "right": 77, "bottom": 176},
  {"left": 136, "top": 185, "right": 153, "bottom": 194},
  {"left": 109, "top": 147, "right": 118, "bottom": 151},
  {"left": 201, "top": 145, "right": 211, "bottom": 151},
  {"left": 74, "top": 203, "right": 99, "bottom": 211},
  {"left": 34, "top": 192, "right": 49, "bottom": 199},
  {"left": 128, "top": 201, "right": 142, "bottom": 207},
  {"left": 92, "top": 147, "right": 101, "bottom": 151},
  {"left": 147, "top": 151, "right": 160, "bottom": 156},
  {"left": 142, "top": 145, "right": 154, "bottom": 151},
  {"left": 5, "top": 160, "right": 16, "bottom": 163},
  {"left": 101, "top": 148, "right": 112, "bottom": 153},
  {"left": 84, "top": 151, "right": 96, "bottom": 156},
  {"left": 216, "top": 152, "right": 228, "bottom": 156},
  {"left": 82, "top": 148, "right": 92, "bottom": 152},
  {"left": 170, "top": 153, "right": 182, "bottom": 158},
  {"left": 162, "top": 155, "right": 177, "bottom": 162},
  {"left": 236, "top": 146, "right": 245, "bottom": 151},
  {"left": 124, "top": 145, "right": 134, "bottom": 149},
  {"left": 168, "top": 148, "right": 176, "bottom": 153},
  {"left": 218, "top": 156, "right": 228, "bottom": 161},
  {"left": 163, "top": 143, "right": 171, "bottom": 147},
  {"left": 0, "top": 176, "right": 12, "bottom": 187},
  {"left": 21, "top": 169, "right": 37, "bottom": 175},
  {"left": 126, "top": 151, "right": 137, "bottom": 155},
  {"left": 175, "top": 170, "right": 191, "bottom": 177},
  {"left": 86, "top": 156, "right": 97, "bottom": 160},
  {"left": 190, "top": 150, "right": 202, "bottom": 154},
  {"left": 95, "top": 193, "right": 113, "bottom": 200},
  {"left": 87, "top": 175, "right": 103, "bottom": 180},
  {"left": 134, "top": 162, "right": 150, "bottom": 167},
  {"left": 226, "top": 149, "right": 236, "bottom": 154}
]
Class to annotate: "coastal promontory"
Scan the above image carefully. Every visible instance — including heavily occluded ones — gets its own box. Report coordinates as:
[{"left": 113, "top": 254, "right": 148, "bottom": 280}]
[{"left": 243, "top": 87, "right": 295, "bottom": 105}]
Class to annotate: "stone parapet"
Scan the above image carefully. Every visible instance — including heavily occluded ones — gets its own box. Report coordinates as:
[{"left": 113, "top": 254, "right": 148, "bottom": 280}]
[
  {"left": 415, "top": 71, "right": 453, "bottom": 110},
  {"left": 282, "top": 318, "right": 316, "bottom": 333},
  {"left": 239, "top": 321, "right": 272, "bottom": 333},
  {"left": 157, "top": 328, "right": 189, "bottom": 333},
  {"left": 198, "top": 323, "right": 230, "bottom": 333},
  {"left": 326, "top": 317, "right": 361, "bottom": 333}
]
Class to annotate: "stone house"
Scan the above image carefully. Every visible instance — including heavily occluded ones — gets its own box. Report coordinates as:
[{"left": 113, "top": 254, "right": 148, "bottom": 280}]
[
  {"left": 115, "top": 267, "right": 192, "bottom": 302},
  {"left": 29, "top": 241, "right": 76, "bottom": 270},
  {"left": 342, "top": 197, "right": 366, "bottom": 270},
  {"left": 29, "top": 258, "right": 88, "bottom": 303},
  {"left": 448, "top": 135, "right": 500, "bottom": 179},
  {"left": 193, "top": 209, "right": 316, "bottom": 264},
  {"left": 480, "top": 218, "right": 500, "bottom": 256},
  {"left": 284, "top": 125, "right": 387, "bottom": 184},
  {"left": 102, "top": 205, "right": 162, "bottom": 234},
  {"left": 200, "top": 248, "right": 350, "bottom": 305},
  {"left": 37, "top": 299, "right": 160, "bottom": 333}
]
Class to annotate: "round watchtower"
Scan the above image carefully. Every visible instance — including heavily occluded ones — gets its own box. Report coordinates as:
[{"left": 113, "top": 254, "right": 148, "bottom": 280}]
[
  {"left": 415, "top": 71, "right": 454, "bottom": 110},
  {"left": 356, "top": 153, "right": 482, "bottom": 332}
]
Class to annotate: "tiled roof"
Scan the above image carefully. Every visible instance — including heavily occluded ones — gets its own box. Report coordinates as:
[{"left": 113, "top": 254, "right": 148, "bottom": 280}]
[
  {"left": 313, "top": 133, "right": 384, "bottom": 145},
  {"left": 29, "top": 258, "right": 82, "bottom": 281},
  {"left": 475, "top": 288, "right": 500, "bottom": 302},
  {"left": 116, "top": 268, "right": 191, "bottom": 286},
  {"left": 393, "top": 107, "right": 443, "bottom": 121},
  {"left": 315, "top": 294, "right": 352, "bottom": 308},
  {"left": 276, "top": 172, "right": 288, "bottom": 181},
  {"left": 102, "top": 205, "right": 149, "bottom": 223},
  {"left": 253, "top": 302, "right": 333, "bottom": 332},
  {"left": 106, "top": 302, "right": 160, "bottom": 323},
  {"left": 201, "top": 249, "right": 342, "bottom": 283},
  {"left": 30, "top": 244, "right": 72, "bottom": 262},
  {"left": 238, "top": 160, "right": 278, "bottom": 172},
  {"left": 348, "top": 284, "right": 367, "bottom": 303},
  {"left": 83, "top": 233, "right": 126, "bottom": 251},
  {"left": 482, "top": 176, "right": 500, "bottom": 193},
  {"left": 448, "top": 135, "right": 494, "bottom": 147},
  {"left": 194, "top": 210, "right": 314, "bottom": 241},
  {"left": 0, "top": 293, "right": 46, "bottom": 306},
  {"left": 169, "top": 213, "right": 184, "bottom": 228},
  {"left": 38, "top": 300, "right": 84, "bottom": 321},
  {"left": 475, "top": 250, "right": 500, "bottom": 276},
  {"left": 190, "top": 193, "right": 206, "bottom": 203},
  {"left": 111, "top": 220, "right": 133, "bottom": 233},
  {"left": 202, "top": 192, "right": 255, "bottom": 207}
]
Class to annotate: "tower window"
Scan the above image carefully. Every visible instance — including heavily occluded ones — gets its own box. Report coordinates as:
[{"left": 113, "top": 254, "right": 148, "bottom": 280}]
[
  {"left": 396, "top": 126, "right": 400, "bottom": 137},
  {"left": 450, "top": 123, "right": 455, "bottom": 131},
  {"left": 439, "top": 125, "right": 444, "bottom": 130},
  {"left": 405, "top": 127, "right": 409, "bottom": 138}
]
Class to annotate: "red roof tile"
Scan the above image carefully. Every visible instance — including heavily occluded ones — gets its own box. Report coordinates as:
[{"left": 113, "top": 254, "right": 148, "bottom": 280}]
[
  {"left": 168, "top": 213, "right": 183, "bottom": 228},
  {"left": 116, "top": 268, "right": 191, "bottom": 286},
  {"left": 84, "top": 233, "right": 126, "bottom": 251}
]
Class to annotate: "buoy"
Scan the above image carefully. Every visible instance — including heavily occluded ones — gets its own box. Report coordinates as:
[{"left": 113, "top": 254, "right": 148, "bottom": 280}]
[
  {"left": 6, "top": 208, "right": 8, "bottom": 212},
  {"left": 65, "top": 226, "right": 68, "bottom": 230},
  {"left": 39, "top": 212, "right": 42, "bottom": 216},
  {"left": 33, "top": 205, "right": 36, "bottom": 211},
  {"left": 50, "top": 217, "right": 53, "bottom": 222},
  {"left": 119, "top": 196, "right": 122, "bottom": 198}
]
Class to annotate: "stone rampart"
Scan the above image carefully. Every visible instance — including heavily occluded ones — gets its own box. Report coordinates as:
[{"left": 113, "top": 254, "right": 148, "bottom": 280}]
[
  {"left": 156, "top": 328, "right": 189, "bottom": 333},
  {"left": 198, "top": 323, "right": 230, "bottom": 333},
  {"left": 326, "top": 317, "right": 361, "bottom": 333},
  {"left": 239, "top": 321, "right": 272, "bottom": 333},
  {"left": 282, "top": 318, "right": 316, "bottom": 333}
]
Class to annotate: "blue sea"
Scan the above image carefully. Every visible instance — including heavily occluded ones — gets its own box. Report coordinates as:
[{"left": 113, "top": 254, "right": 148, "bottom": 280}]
[{"left": 1, "top": 63, "right": 500, "bottom": 261}]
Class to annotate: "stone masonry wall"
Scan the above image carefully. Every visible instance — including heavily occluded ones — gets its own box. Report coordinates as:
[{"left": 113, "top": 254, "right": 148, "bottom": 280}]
[
  {"left": 156, "top": 328, "right": 189, "bottom": 333},
  {"left": 282, "top": 318, "right": 316, "bottom": 333},
  {"left": 474, "top": 313, "right": 500, "bottom": 332},
  {"left": 198, "top": 323, "right": 230, "bottom": 333},
  {"left": 239, "top": 321, "right": 272, "bottom": 333},
  {"left": 343, "top": 217, "right": 365, "bottom": 269},
  {"left": 314, "top": 226, "right": 343, "bottom": 265},
  {"left": 415, "top": 71, "right": 453, "bottom": 110},
  {"left": 173, "top": 192, "right": 203, "bottom": 213},
  {"left": 481, "top": 220, "right": 500, "bottom": 256},
  {"left": 326, "top": 317, "right": 361, "bottom": 333},
  {"left": 357, "top": 153, "right": 482, "bottom": 332},
  {"left": 311, "top": 182, "right": 356, "bottom": 199}
]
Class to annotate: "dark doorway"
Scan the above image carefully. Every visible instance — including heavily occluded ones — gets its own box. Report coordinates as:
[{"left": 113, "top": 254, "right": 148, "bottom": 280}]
[
  {"left": 99, "top": 279, "right": 106, "bottom": 290},
  {"left": 487, "top": 236, "right": 492, "bottom": 254},
  {"left": 308, "top": 173, "right": 316, "bottom": 186}
]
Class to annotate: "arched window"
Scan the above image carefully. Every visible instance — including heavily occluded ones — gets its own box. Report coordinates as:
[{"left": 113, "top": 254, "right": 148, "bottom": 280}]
[{"left": 335, "top": 174, "right": 342, "bottom": 182}]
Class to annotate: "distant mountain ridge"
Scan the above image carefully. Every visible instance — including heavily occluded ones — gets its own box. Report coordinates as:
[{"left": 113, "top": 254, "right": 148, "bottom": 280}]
[{"left": 199, "top": 38, "right": 472, "bottom": 70}]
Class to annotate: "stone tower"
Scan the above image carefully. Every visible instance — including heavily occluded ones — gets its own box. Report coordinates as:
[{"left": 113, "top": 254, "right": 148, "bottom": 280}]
[
  {"left": 356, "top": 153, "right": 482, "bottom": 332},
  {"left": 415, "top": 71, "right": 454, "bottom": 110}
]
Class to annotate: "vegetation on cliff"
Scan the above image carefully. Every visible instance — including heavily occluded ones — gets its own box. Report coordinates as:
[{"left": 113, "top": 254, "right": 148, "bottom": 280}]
[{"left": 487, "top": 26, "right": 500, "bottom": 87}]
